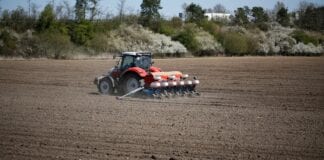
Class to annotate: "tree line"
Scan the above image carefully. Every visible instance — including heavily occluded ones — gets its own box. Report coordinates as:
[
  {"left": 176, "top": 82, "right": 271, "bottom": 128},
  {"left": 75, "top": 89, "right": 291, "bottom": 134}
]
[{"left": 0, "top": 0, "right": 323, "bottom": 58}]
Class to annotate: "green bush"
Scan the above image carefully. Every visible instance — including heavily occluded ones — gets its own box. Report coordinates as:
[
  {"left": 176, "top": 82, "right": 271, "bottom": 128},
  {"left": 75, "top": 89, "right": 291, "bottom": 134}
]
[
  {"left": 193, "top": 50, "right": 217, "bottom": 56},
  {"left": 53, "top": 22, "right": 70, "bottom": 35},
  {"left": 156, "top": 17, "right": 183, "bottom": 37},
  {"left": 36, "top": 4, "right": 55, "bottom": 32},
  {"left": 0, "top": 29, "right": 18, "bottom": 56},
  {"left": 172, "top": 24, "right": 199, "bottom": 52},
  {"left": 1, "top": 7, "right": 33, "bottom": 33},
  {"left": 246, "top": 36, "right": 259, "bottom": 55},
  {"left": 222, "top": 32, "right": 249, "bottom": 56},
  {"left": 92, "top": 20, "right": 119, "bottom": 33},
  {"left": 172, "top": 23, "right": 224, "bottom": 56},
  {"left": 291, "top": 30, "right": 319, "bottom": 46},
  {"left": 89, "top": 33, "right": 109, "bottom": 53},
  {"left": 157, "top": 21, "right": 176, "bottom": 36},
  {"left": 170, "top": 17, "right": 183, "bottom": 29},
  {"left": 37, "top": 30, "right": 73, "bottom": 59},
  {"left": 256, "top": 22, "right": 269, "bottom": 32},
  {"left": 153, "top": 52, "right": 186, "bottom": 58},
  {"left": 245, "top": 23, "right": 268, "bottom": 33},
  {"left": 19, "top": 31, "right": 42, "bottom": 57},
  {"left": 70, "top": 21, "right": 94, "bottom": 45},
  {"left": 199, "top": 20, "right": 221, "bottom": 39}
]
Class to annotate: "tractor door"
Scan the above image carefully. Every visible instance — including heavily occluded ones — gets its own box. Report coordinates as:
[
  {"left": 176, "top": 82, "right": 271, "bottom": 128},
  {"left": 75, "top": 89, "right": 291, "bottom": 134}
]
[{"left": 120, "top": 55, "right": 135, "bottom": 71}]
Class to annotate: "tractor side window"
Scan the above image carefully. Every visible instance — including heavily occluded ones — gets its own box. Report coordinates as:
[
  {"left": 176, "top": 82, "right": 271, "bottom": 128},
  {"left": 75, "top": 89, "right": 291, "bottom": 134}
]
[{"left": 121, "top": 56, "right": 134, "bottom": 70}]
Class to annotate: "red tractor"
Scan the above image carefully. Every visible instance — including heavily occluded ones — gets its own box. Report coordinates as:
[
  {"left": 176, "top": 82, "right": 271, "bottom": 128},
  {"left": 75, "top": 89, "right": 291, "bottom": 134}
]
[{"left": 94, "top": 52, "right": 200, "bottom": 99}]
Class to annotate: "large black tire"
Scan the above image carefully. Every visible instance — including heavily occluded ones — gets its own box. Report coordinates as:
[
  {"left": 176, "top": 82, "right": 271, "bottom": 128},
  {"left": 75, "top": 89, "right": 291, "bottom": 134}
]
[
  {"left": 98, "top": 77, "right": 114, "bottom": 95},
  {"left": 121, "top": 73, "right": 141, "bottom": 95}
]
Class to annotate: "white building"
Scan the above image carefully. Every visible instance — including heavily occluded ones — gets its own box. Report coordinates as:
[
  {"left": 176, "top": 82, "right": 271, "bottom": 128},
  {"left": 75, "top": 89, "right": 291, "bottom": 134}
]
[{"left": 204, "top": 13, "right": 231, "bottom": 21}]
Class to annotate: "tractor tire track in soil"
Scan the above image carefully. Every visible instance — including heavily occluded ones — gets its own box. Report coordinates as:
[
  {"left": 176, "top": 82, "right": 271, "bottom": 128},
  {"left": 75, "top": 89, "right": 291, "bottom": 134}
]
[{"left": 0, "top": 57, "right": 323, "bottom": 159}]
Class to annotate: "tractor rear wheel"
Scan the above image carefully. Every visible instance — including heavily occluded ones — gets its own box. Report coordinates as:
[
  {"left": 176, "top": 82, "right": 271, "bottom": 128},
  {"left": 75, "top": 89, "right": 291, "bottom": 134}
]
[
  {"left": 121, "top": 73, "right": 141, "bottom": 94},
  {"left": 98, "top": 78, "right": 114, "bottom": 95}
]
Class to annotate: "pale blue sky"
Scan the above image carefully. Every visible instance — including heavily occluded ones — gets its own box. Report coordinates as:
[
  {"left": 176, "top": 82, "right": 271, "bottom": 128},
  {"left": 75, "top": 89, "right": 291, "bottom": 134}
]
[{"left": 0, "top": 0, "right": 323, "bottom": 18}]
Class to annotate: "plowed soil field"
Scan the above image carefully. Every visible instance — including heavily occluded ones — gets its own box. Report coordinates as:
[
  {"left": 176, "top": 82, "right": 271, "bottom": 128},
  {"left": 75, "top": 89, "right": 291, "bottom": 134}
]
[{"left": 0, "top": 57, "right": 323, "bottom": 160}]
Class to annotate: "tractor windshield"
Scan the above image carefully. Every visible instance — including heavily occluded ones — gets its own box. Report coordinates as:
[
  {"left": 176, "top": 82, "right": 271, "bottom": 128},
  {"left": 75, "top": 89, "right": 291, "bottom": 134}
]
[{"left": 134, "top": 55, "right": 151, "bottom": 70}]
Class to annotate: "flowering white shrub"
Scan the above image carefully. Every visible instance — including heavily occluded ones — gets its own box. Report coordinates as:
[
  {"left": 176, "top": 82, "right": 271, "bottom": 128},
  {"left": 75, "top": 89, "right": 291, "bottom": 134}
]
[
  {"left": 290, "top": 43, "right": 323, "bottom": 55},
  {"left": 148, "top": 32, "right": 187, "bottom": 54},
  {"left": 261, "top": 23, "right": 296, "bottom": 54},
  {"left": 195, "top": 30, "right": 224, "bottom": 53},
  {"left": 106, "top": 25, "right": 187, "bottom": 55},
  {"left": 219, "top": 23, "right": 323, "bottom": 56},
  {"left": 221, "top": 26, "right": 249, "bottom": 35}
]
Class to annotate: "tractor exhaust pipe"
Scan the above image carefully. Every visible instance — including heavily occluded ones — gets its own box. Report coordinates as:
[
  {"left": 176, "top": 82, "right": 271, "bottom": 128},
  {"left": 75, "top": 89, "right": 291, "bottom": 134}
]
[{"left": 116, "top": 87, "right": 144, "bottom": 100}]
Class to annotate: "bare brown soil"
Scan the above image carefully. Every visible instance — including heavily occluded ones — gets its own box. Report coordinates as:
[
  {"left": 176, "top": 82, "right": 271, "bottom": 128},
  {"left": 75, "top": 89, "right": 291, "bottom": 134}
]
[{"left": 0, "top": 57, "right": 323, "bottom": 160}]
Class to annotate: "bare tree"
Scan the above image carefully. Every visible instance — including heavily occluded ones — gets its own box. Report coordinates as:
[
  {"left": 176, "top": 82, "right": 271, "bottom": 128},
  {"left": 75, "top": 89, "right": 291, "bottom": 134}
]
[
  {"left": 126, "top": 6, "right": 135, "bottom": 15},
  {"left": 52, "top": 0, "right": 55, "bottom": 7},
  {"left": 117, "top": 0, "right": 126, "bottom": 22},
  {"left": 0, "top": 0, "right": 2, "bottom": 14},
  {"left": 298, "top": 1, "right": 315, "bottom": 14},
  {"left": 56, "top": 4, "right": 64, "bottom": 19},
  {"left": 105, "top": 11, "right": 113, "bottom": 20},
  {"left": 213, "top": 4, "right": 226, "bottom": 13},
  {"left": 181, "top": 3, "right": 187, "bottom": 19},
  {"left": 274, "top": 1, "right": 285, "bottom": 13},
  {"left": 28, "top": 0, "right": 31, "bottom": 16},
  {"left": 75, "top": 0, "right": 87, "bottom": 21},
  {"left": 268, "top": 1, "right": 286, "bottom": 21},
  {"left": 51, "top": 0, "right": 55, "bottom": 15},
  {"left": 55, "top": 1, "right": 72, "bottom": 20},
  {"left": 31, "top": 3, "right": 38, "bottom": 19},
  {"left": 63, "top": 0, "right": 73, "bottom": 20},
  {"left": 88, "top": 0, "right": 99, "bottom": 20}
]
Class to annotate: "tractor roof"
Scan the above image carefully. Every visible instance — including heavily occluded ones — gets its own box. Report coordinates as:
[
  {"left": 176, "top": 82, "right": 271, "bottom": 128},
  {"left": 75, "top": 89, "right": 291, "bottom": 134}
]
[{"left": 121, "top": 52, "right": 152, "bottom": 56}]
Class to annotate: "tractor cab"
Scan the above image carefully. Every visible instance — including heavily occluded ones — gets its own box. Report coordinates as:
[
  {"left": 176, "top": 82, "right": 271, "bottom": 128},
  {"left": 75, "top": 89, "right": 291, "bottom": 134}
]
[
  {"left": 116, "top": 52, "right": 152, "bottom": 71},
  {"left": 107, "top": 52, "right": 157, "bottom": 94}
]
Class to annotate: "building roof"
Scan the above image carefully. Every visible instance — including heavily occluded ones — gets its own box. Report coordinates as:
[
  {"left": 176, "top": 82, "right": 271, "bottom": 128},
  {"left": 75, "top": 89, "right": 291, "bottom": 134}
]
[{"left": 204, "top": 13, "right": 231, "bottom": 20}]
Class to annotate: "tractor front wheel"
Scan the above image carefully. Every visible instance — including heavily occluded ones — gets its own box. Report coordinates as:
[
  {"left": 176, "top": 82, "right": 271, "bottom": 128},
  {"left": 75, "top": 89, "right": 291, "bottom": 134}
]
[{"left": 98, "top": 78, "right": 114, "bottom": 95}]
